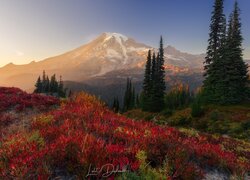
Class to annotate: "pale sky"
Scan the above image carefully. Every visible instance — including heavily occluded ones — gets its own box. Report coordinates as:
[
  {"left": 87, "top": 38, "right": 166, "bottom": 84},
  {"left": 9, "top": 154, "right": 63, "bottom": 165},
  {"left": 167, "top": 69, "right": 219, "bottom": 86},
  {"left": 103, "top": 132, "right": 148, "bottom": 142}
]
[{"left": 0, "top": 0, "right": 249, "bottom": 67}]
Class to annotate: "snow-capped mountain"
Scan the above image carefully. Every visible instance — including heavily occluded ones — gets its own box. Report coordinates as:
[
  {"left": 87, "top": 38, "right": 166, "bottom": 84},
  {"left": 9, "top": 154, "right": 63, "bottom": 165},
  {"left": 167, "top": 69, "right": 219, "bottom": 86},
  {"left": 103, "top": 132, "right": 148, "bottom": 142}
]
[{"left": 0, "top": 32, "right": 205, "bottom": 90}]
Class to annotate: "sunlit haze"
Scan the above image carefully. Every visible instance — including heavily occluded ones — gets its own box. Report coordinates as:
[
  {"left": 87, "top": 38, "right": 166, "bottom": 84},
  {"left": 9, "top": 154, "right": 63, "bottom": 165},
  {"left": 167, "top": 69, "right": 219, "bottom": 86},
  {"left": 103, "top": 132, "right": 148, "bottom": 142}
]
[{"left": 0, "top": 0, "right": 249, "bottom": 67}]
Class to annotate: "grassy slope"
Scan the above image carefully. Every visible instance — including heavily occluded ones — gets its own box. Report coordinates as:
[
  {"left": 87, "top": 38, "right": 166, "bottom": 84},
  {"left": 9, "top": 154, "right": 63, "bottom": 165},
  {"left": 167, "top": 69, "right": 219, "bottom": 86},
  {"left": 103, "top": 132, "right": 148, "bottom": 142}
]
[{"left": 125, "top": 104, "right": 250, "bottom": 140}]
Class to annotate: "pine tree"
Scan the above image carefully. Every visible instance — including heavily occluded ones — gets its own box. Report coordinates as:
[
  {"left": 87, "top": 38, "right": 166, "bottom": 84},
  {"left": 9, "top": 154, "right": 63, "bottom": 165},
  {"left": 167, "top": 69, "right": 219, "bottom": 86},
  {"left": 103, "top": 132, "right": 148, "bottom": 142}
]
[
  {"left": 34, "top": 76, "right": 42, "bottom": 93},
  {"left": 123, "top": 78, "right": 130, "bottom": 112},
  {"left": 141, "top": 37, "right": 166, "bottom": 112},
  {"left": 142, "top": 50, "right": 152, "bottom": 111},
  {"left": 68, "top": 89, "right": 73, "bottom": 98},
  {"left": 50, "top": 74, "right": 58, "bottom": 93},
  {"left": 123, "top": 78, "right": 135, "bottom": 112},
  {"left": 58, "top": 76, "right": 66, "bottom": 98},
  {"left": 112, "top": 97, "right": 120, "bottom": 113},
  {"left": 156, "top": 36, "right": 166, "bottom": 110},
  {"left": 203, "top": 0, "right": 248, "bottom": 104},
  {"left": 221, "top": 1, "right": 249, "bottom": 103},
  {"left": 130, "top": 86, "right": 135, "bottom": 109},
  {"left": 204, "top": 0, "right": 226, "bottom": 71},
  {"left": 116, "top": 97, "right": 120, "bottom": 113},
  {"left": 41, "top": 70, "right": 46, "bottom": 93},
  {"left": 150, "top": 38, "right": 166, "bottom": 112},
  {"left": 136, "top": 94, "right": 140, "bottom": 108},
  {"left": 45, "top": 76, "right": 50, "bottom": 93},
  {"left": 202, "top": 0, "right": 227, "bottom": 103}
]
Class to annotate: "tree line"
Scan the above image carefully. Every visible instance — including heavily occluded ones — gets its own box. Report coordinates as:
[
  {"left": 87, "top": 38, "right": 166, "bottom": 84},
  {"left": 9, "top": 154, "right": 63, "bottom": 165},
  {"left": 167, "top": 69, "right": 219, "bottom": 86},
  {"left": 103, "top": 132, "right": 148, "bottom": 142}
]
[{"left": 34, "top": 71, "right": 67, "bottom": 98}]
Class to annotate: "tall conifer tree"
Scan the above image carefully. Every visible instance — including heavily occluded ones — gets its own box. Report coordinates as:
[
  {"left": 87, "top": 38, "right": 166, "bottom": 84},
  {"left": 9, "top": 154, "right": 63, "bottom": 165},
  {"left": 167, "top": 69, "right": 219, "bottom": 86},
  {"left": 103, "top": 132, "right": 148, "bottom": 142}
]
[
  {"left": 34, "top": 76, "right": 42, "bottom": 93},
  {"left": 221, "top": 1, "right": 249, "bottom": 103},
  {"left": 204, "top": 0, "right": 226, "bottom": 70},
  {"left": 203, "top": 0, "right": 226, "bottom": 102},
  {"left": 142, "top": 50, "right": 152, "bottom": 111}
]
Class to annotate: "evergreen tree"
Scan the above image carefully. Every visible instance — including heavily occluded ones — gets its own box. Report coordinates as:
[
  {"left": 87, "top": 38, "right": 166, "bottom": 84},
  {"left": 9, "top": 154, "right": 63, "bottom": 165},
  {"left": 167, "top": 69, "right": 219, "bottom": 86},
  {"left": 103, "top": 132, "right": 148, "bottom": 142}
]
[
  {"left": 203, "top": 0, "right": 248, "bottom": 104},
  {"left": 165, "top": 84, "right": 192, "bottom": 110},
  {"left": 204, "top": 0, "right": 226, "bottom": 71},
  {"left": 142, "top": 50, "right": 152, "bottom": 111},
  {"left": 58, "top": 76, "right": 66, "bottom": 98},
  {"left": 50, "top": 74, "right": 58, "bottom": 93},
  {"left": 116, "top": 98, "right": 120, "bottom": 113},
  {"left": 41, "top": 70, "right": 46, "bottom": 93},
  {"left": 221, "top": 1, "right": 249, "bottom": 103},
  {"left": 130, "top": 86, "right": 135, "bottom": 109},
  {"left": 112, "top": 97, "right": 120, "bottom": 113},
  {"left": 123, "top": 78, "right": 131, "bottom": 111},
  {"left": 150, "top": 52, "right": 157, "bottom": 109},
  {"left": 156, "top": 36, "right": 166, "bottom": 111},
  {"left": 136, "top": 94, "right": 140, "bottom": 108},
  {"left": 34, "top": 76, "right": 42, "bottom": 93},
  {"left": 68, "top": 89, "right": 73, "bottom": 98},
  {"left": 45, "top": 76, "right": 50, "bottom": 93},
  {"left": 123, "top": 78, "right": 135, "bottom": 112},
  {"left": 202, "top": 0, "right": 227, "bottom": 103},
  {"left": 141, "top": 37, "right": 166, "bottom": 112}
]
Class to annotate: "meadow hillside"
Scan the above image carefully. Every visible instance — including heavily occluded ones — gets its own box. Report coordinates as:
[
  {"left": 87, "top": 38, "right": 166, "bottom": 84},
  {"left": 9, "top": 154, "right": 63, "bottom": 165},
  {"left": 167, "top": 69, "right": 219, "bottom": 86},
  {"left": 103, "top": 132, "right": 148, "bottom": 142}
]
[{"left": 0, "top": 88, "right": 249, "bottom": 179}]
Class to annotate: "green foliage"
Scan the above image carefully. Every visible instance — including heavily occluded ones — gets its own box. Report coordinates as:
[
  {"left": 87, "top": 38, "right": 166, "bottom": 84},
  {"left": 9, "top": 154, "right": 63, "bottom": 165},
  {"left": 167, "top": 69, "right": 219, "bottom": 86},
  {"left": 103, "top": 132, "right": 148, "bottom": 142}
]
[
  {"left": 137, "top": 151, "right": 167, "bottom": 180},
  {"left": 123, "top": 78, "right": 136, "bottom": 112},
  {"left": 191, "top": 100, "right": 203, "bottom": 118},
  {"left": 160, "top": 109, "right": 173, "bottom": 117},
  {"left": 165, "top": 84, "right": 192, "bottom": 110},
  {"left": 203, "top": 0, "right": 249, "bottom": 105},
  {"left": 34, "top": 76, "right": 42, "bottom": 93},
  {"left": 241, "top": 120, "right": 250, "bottom": 131},
  {"left": 141, "top": 37, "right": 166, "bottom": 113},
  {"left": 142, "top": 50, "right": 152, "bottom": 111},
  {"left": 209, "top": 109, "right": 220, "bottom": 121},
  {"left": 28, "top": 131, "right": 45, "bottom": 147},
  {"left": 204, "top": 0, "right": 226, "bottom": 68},
  {"left": 118, "top": 150, "right": 168, "bottom": 180}
]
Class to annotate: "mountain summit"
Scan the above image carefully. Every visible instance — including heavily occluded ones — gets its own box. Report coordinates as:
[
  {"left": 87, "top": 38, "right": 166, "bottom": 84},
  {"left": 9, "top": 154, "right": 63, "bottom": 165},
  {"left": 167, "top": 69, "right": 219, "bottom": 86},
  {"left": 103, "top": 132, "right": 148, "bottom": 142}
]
[{"left": 0, "top": 32, "right": 204, "bottom": 90}]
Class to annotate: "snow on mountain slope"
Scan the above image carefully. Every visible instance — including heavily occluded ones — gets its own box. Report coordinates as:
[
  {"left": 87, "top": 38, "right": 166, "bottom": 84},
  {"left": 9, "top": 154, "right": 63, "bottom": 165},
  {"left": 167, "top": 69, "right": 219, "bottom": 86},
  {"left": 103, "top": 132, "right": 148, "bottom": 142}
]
[{"left": 0, "top": 32, "right": 205, "bottom": 90}]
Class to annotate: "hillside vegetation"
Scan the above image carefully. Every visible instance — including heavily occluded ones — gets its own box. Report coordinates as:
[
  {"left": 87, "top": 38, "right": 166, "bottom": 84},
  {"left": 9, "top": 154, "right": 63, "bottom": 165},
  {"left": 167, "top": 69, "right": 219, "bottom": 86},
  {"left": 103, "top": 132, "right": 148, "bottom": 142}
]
[
  {"left": 125, "top": 104, "right": 250, "bottom": 141},
  {"left": 0, "top": 88, "right": 249, "bottom": 179}
]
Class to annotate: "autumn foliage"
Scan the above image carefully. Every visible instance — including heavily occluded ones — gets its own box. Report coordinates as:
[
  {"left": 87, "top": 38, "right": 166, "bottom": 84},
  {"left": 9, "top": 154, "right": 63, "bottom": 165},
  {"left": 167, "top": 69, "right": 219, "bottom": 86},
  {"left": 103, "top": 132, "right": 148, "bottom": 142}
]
[{"left": 0, "top": 89, "right": 249, "bottom": 179}]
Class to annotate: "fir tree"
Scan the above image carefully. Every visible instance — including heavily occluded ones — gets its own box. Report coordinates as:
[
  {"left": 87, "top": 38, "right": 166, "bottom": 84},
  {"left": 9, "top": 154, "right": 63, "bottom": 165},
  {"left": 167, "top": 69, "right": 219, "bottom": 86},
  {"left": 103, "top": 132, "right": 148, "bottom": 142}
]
[
  {"left": 41, "top": 70, "right": 46, "bottom": 93},
  {"left": 50, "top": 74, "right": 58, "bottom": 93},
  {"left": 156, "top": 36, "right": 166, "bottom": 111},
  {"left": 112, "top": 97, "right": 120, "bottom": 113},
  {"left": 203, "top": 0, "right": 249, "bottom": 104},
  {"left": 141, "top": 37, "right": 166, "bottom": 112},
  {"left": 123, "top": 78, "right": 131, "bottom": 111},
  {"left": 221, "top": 1, "right": 249, "bottom": 103},
  {"left": 68, "top": 89, "right": 73, "bottom": 98},
  {"left": 150, "top": 37, "right": 166, "bottom": 112},
  {"left": 136, "top": 94, "right": 140, "bottom": 108},
  {"left": 123, "top": 78, "right": 135, "bottom": 112},
  {"left": 142, "top": 50, "right": 152, "bottom": 111},
  {"left": 116, "top": 98, "right": 120, "bottom": 113},
  {"left": 34, "top": 76, "right": 42, "bottom": 93},
  {"left": 202, "top": 0, "right": 227, "bottom": 103},
  {"left": 58, "top": 76, "right": 66, "bottom": 98},
  {"left": 204, "top": 0, "right": 226, "bottom": 71},
  {"left": 45, "top": 76, "right": 50, "bottom": 93},
  {"left": 130, "top": 86, "right": 135, "bottom": 109}
]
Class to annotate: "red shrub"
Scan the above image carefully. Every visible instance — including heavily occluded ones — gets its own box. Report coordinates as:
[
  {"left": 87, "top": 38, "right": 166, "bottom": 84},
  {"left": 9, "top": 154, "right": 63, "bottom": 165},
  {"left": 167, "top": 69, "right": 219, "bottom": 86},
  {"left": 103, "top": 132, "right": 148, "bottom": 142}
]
[{"left": 0, "top": 92, "right": 249, "bottom": 179}]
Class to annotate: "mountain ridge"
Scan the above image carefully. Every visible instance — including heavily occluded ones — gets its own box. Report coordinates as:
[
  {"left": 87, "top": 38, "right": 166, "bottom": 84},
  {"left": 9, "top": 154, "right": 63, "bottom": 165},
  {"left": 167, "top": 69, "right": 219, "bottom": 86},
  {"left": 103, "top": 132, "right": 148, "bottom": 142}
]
[{"left": 0, "top": 32, "right": 206, "bottom": 90}]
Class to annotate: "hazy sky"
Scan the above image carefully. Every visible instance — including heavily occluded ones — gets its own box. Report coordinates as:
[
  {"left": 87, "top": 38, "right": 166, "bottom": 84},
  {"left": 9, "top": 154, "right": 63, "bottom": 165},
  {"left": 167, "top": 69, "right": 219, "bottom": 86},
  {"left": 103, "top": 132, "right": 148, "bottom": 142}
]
[{"left": 0, "top": 0, "right": 249, "bottom": 67}]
